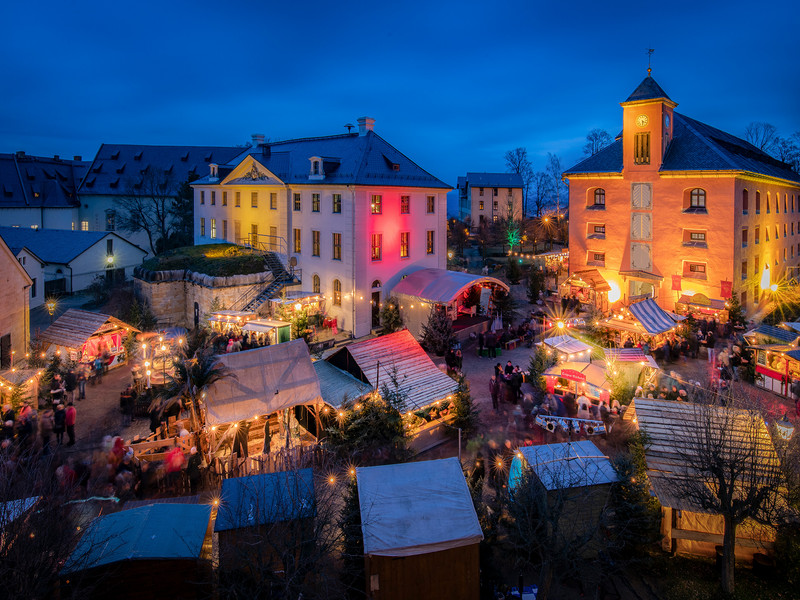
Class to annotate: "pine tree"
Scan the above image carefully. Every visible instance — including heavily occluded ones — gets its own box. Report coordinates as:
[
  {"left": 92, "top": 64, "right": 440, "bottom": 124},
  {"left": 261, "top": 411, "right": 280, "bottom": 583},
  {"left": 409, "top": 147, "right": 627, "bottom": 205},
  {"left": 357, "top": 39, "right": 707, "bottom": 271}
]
[
  {"left": 450, "top": 376, "right": 479, "bottom": 437},
  {"left": 379, "top": 296, "right": 403, "bottom": 334},
  {"left": 420, "top": 307, "right": 455, "bottom": 355},
  {"left": 726, "top": 294, "right": 746, "bottom": 328},
  {"left": 506, "top": 257, "right": 522, "bottom": 285},
  {"left": 527, "top": 269, "right": 546, "bottom": 303}
]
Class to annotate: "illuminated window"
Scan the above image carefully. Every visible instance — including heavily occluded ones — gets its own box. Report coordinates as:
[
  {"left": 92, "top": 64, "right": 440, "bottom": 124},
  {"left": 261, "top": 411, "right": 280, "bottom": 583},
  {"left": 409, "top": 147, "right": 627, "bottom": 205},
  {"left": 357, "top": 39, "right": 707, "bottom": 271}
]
[
  {"left": 594, "top": 188, "right": 605, "bottom": 206},
  {"left": 332, "top": 233, "right": 341, "bottom": 260},
  {"left": 250, "top": 224, "right": 258, "bottom": 246},
  {"left": 200, "top": 191, "right": 205, "bottom": 205},
  {"left": 492, "top": 215, "right": 498, "bottom": 222},
  {"left": 312, "top": 193, "right": 320, "bottom": 212},
  {"left": 371, "top": 234, "right": 382, "bottom": 261},
  {"left": 270, "top": 192, "right": 277, "bottom": 210},
  {"left": 400, "top": 232, "right": 410, "bottom": 258},
  {"left": 200, "top": 218, "right": 205, "bottom": 237},
  {"left": 222, "top": 192, "right": 228, "bottom": 206},
  {"left": 211, "top": 191, "right": 216, "bottom": 206},
  {"left": 235, "top": 191, "right": 241, "bottom": 207},
  {"left": 294, "top": 193, "right": 301, "bottom": 211},
  {"left": 479, "top": 187, "right": 484, "bottom": 196},
  {"left": 332, "top": 194, "right": 341, "bottom": 214},
  {"left": 427, "top": 195, "right": 435, "bottom": 213},
  {"left": 690, "top": 188, "right": 706, "bottom": 208},
  {"left": 741, "top": 189, "right": 748, "bottom": 214},
  {"left": 223, "top": 220, "right": 228, "bottom": 240},
  {"left": 479, "top": 200, "right": 484, "bottom": 210},
  {"left": 312, "top": 274, "right": 320, "bottom": 294},
  {"left": 426, "top": 230, "right": 435, "bottom": 254},
  {"left": 371, "top": 195, "right": 382, "bottom": 214},
  {"left": 210, "top": 218, "right": 216, "bottom": 239},
  {"left": 690, "top": 232, "right": 706, "bottom": 242},
  {"left": 251, "top": 192, "right": 258, "bottom": 207},
  {"left": 401, "top": 196, "right": 410, "bottom": 214},
  {"left": 591, "top": 252, "right": 605, "bottom": 266},
  {"left": 293, "top": 228, "right": 301, "bottom": 253},
  {"left": 312, "top": 230, "right": 320, "bottom": 256},
  {"left": 634, "top": 133, "right": 650, "bottom": 165},
  {"left": 333, "top": 279, "right": 342, "bottom": 306}
]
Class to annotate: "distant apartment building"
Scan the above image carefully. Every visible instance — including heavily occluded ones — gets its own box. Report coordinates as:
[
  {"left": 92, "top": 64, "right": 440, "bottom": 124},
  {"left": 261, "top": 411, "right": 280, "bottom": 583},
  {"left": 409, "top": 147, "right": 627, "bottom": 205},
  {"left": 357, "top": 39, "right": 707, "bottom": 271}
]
[
  {"left": 456, "top": 172, "right": 523, "bottom": 227},
  {"left": 192, "top": 117, "right": 451, "bottom": 337},
  {"left": 565, "top": 74, "right": 800, "bottom": 315}
]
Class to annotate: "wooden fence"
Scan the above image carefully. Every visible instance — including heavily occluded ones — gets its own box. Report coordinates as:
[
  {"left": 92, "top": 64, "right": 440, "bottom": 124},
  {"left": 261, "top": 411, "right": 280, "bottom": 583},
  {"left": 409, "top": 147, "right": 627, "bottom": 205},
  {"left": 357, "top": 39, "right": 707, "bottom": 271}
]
[{"left": 208, "top": 444, "right": 328, "bottom": 482}]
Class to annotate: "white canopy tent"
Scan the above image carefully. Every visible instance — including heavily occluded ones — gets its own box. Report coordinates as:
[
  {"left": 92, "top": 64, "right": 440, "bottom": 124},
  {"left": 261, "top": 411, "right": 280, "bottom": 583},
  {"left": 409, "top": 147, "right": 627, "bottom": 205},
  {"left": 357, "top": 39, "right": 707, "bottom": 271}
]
[
  {"left": 356, "top": 457, "right": 483, "bottom": 557},
  {"left": 203, "top": 339, "right": 322, "bottom": 425}
]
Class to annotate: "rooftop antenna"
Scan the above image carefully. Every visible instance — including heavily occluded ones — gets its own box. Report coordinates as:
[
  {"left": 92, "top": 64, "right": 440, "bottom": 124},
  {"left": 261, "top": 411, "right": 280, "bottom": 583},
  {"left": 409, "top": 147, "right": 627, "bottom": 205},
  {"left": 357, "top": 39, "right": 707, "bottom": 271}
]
[
  {"left": 646, "top": 48, "right": 655, "bottom": 76},
  {"left": 344, "top": 123, "right": 355, "bottom": 133}
]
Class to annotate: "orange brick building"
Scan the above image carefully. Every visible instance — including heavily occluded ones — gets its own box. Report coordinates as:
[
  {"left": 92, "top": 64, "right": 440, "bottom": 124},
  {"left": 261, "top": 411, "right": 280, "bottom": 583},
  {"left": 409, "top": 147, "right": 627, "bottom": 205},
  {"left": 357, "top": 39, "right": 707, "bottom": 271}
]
[{"left": 565, "top": 74, "right": 800, "bottom": 316}]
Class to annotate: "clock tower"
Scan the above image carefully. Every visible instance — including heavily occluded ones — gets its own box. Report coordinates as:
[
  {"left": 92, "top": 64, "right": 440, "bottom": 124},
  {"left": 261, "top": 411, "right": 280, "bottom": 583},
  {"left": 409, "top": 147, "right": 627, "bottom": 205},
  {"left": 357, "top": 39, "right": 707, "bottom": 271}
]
[{"left": 620, "top": 74, "right": 677, "bottom": 172}]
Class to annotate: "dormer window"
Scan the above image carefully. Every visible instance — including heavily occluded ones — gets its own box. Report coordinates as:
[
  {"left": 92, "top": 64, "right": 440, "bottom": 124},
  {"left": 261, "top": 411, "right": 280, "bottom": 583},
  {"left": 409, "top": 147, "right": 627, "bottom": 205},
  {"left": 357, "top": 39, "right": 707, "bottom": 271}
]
[
  {"left": 210, "top": 163, "right": 218, "bottom": 178},
  {"left": 313, "top": 161, "right": 319, "bottom": 175},
  {"left": 309, "top": 156, "right": 324, "bottom": 180}
]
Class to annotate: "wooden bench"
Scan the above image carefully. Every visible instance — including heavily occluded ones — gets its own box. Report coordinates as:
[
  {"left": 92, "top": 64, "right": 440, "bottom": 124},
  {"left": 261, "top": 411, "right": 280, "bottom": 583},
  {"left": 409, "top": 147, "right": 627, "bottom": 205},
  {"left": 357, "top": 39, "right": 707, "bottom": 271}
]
[{"left": 504, "top": 338, "right": 520, "bottom": 350}]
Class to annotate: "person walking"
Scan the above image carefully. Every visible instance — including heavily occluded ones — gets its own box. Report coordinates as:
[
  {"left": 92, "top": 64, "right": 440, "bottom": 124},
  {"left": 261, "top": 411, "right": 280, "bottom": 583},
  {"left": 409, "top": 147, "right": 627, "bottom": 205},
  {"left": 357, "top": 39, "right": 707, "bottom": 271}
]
[
  {"left": 39, "top": 408, "right": 54, "bottom": 455},
  {"left": 53, "top": 404, "right": 66, "bottom": 446},
  {"left": 77, "top": 363, "right": 88, "bottom": 400},
  {"left": 187, "top": 446, "right": 203, "bottom": 494},
  {"left": 489, "top": 375, "right": 500, "bottom": 411},
  {"left": 65, "top": 402, "right": 77, "bottom": 446},
  {"left": 64, "top": 369, "right": 77, "bottom": 403},
  {"left": 486, "top": 332, "right": 497, "bottom": 358},
  {"left": 93, "top": 356, "right": 104, "bottom": 385}
]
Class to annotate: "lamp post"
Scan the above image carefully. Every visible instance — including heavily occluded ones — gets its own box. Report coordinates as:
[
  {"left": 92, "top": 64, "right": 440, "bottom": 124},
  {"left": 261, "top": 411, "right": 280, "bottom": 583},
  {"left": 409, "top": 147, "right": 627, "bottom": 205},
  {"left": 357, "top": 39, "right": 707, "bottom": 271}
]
[{"left": 45, "top": 298, "right": 57, "bottom": 324}]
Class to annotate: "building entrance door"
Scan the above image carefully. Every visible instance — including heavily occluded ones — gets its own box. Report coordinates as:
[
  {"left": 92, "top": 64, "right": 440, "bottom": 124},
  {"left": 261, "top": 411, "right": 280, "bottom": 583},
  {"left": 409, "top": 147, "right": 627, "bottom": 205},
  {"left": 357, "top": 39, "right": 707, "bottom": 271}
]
[{"left": 372, "top": 291, "right": 381, "bottom": 328}]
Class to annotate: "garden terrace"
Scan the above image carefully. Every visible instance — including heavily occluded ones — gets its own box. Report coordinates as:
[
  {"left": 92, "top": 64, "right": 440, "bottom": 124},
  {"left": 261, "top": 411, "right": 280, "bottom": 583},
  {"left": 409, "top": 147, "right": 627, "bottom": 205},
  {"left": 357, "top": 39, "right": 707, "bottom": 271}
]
[{"left": 141, "top": 244, "right": 267, "bottom": 277}]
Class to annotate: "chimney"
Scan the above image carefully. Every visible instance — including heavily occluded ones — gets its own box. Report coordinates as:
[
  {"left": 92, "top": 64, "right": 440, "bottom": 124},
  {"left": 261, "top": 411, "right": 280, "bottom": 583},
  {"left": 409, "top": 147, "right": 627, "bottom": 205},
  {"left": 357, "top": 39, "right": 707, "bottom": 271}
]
[
  {"left": 252, "top": 133, "right": 265, "bottom": 147},
  {"left": 15, "top": 151, "right": 25, "bottom": 159},
  {"left": 53, "top": 155, "right": 60, "bottom": 161},
  {"left": 357, "top": 117, "right": 375, "bottom": 135},
  {"left": 73, "top": 155, "right": 82, "bottom": 161}
]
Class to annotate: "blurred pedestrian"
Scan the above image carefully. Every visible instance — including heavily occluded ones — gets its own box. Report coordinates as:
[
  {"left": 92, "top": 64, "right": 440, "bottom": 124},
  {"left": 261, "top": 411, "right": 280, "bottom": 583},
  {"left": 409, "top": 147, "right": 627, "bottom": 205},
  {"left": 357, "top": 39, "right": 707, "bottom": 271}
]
[
  {"left": 54, "top": 404, "right": 66, "bottom": 445},
  {"left": 65, "top": 402, "right": 77, "bottom": 446}
]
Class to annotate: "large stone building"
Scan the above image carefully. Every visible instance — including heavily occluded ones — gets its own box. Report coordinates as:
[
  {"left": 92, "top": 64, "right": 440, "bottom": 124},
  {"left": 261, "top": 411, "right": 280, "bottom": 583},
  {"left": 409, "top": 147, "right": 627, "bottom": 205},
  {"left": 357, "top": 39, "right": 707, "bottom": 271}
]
[
  {"left": 565, "top": 73, "right": 800, "bottom": 315},
  {"left": 0, "top": 234, "right": 32, "bottom": 368},
  {"left": 192, "top": 118, "right": 451, "bottom": 337},
  {"left": 456, "top": 172, "right": 523, "bottom": 226}
]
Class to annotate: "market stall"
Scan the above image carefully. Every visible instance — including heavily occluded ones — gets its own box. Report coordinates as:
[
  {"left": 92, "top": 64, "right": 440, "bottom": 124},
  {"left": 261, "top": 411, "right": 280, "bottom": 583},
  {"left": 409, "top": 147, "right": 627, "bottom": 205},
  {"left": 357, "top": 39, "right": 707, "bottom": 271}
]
[
  {"left": 541, "top": 334, "right": 595, "bottom": 363},
  {"left": 544, "top": 361, "right": 610, "bottom": 401},
  {"left": 242, "top": 319, "right": 292, "bottom": 346},
  {"left": 744, "top": 324, "right": 800, "bottom": 396},
  {"left": 37, "top": 308, "right": 139, "bottom": 369},
  {"left": 674, "top": 293, "right": 729, "bottom": 323},
  {"left": 603, "top": 347, "right": 659, "bottom": 388},
  {"left": 207, "top": 310, "right": 256, "bottom": 334},
  {"left": 561, "top": 268, "right": 611, "bottom": 311},
  {"left": 598, "top": 298, "right": 685, "bottom": 347}
]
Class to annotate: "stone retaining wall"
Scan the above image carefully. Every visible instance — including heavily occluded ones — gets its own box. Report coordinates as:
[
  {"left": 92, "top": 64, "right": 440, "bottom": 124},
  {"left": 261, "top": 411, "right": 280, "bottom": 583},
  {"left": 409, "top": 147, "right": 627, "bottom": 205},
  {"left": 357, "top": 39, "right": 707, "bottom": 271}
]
[{"left": 133, "top": 267, "right": 272, "bottom": 327}]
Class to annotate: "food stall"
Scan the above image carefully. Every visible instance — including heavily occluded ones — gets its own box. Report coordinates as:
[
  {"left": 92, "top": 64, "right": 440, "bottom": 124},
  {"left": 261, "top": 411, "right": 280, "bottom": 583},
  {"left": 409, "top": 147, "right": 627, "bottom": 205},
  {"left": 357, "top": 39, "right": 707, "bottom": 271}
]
[
  {"left": 674, "top": 293, "right": 729, "bottom": 323},
  {"left": 242, "top": 319, "right": 292, "bottom": 346},
  {"left": 544, "top": 361, "right": 610, "bottom": 401},
  {"left": 598, "top": 298, "right": 685, "bottom": 347},
  {"left": 603, "top": 347, "right": 659, "bottom": 388},
  {"left": 561, "top": 269, "right": 611, "bottom": 311},
  {"left": 207, "top": 310, "right": 256, "bottom": 334},
  {"left": 541, "top": 334, "right": 595, "bottom": 363}
]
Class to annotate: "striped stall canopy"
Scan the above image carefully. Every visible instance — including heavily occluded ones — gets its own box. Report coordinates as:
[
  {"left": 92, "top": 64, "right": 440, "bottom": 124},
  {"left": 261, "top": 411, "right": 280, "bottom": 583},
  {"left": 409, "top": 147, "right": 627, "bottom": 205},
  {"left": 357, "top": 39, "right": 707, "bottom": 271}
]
[{"left": 627, "top": 298, "right": 679, "bottom": 335}]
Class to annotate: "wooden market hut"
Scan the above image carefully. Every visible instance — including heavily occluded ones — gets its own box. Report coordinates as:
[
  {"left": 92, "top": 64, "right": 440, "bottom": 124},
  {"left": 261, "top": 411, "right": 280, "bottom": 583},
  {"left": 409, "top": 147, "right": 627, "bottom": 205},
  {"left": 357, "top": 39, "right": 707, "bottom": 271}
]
[
  {"left": 562, "top": 268, "right": 611, "bottom": 311},
  {"left": 214, "top": 468, "right": 316, "bottom": 575},
  {"left": 623, "top": 399, "right": 780, "bottom": 559},
  {"left": 60, "top": 503, "right": 213, "bottom": 600},
  {"left": 598, "top": 298, "right": 684, "bottom": 347},
  {"left": 743, "top": 324, "right": 800, "bottom": 396},
  {"left": 37, "top": 308, "right": 139, "bottom": 368},
  {"left": 356, "top": 458, "right": 483, "bottom": 600},
  {"left": 603, "top": 347, "right": 659, "bottom": 388},
  {"left": 541, "top": 334, "right": 595, "bottom": 363}
]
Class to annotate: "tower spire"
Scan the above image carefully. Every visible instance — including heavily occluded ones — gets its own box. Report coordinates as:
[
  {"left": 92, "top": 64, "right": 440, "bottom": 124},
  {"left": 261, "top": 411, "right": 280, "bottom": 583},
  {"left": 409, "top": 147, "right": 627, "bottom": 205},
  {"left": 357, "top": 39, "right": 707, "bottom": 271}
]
[{"left": 646, "top": 48, "right": 655, "bottom": 76}]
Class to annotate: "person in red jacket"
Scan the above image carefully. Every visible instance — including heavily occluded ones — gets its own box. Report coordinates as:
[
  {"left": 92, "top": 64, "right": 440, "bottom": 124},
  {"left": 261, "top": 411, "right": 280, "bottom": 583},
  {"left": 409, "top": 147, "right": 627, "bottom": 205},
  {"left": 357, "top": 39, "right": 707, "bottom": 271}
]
[{"left": 65, "top": 402, "right": 77, "bottom": 446}]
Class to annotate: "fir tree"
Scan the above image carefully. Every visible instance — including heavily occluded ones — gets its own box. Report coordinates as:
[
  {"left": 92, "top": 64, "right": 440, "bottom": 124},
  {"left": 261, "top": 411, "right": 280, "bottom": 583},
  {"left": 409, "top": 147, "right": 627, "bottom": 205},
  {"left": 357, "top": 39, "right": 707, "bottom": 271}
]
[
  {"left": 492, "top": 288, "right": 517, "bottom": 327},
  {"left": 450, "top": 375, "right": 479, "bottom": 438},
  {"left": 527, "top": 268, "right": 546, "bottom": 303},
  {"left": 420, "top": 307, "right": 455, "bottom": 355},
  {"left": 528, "top": 344, "right": 556, "bottom": 391},
  {"left": 379, "top": 296, "right": 403, "bottom": 334},
  {"left": 726, "top": 294, "right": 746, "bottom": 328},
  {"left": 506, "top": 257, "right": 522, "bottom": 285}
]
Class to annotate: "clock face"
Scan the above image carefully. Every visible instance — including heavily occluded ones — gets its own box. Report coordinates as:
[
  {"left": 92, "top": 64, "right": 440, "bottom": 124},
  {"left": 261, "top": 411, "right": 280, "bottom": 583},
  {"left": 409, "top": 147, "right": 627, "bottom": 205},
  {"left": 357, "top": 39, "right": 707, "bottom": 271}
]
[
  {"left": 636, "top": 114, "right": 649, "bottom": 127},
  {"left": 665, "top": 114, "right": 670, "bottom": 128}
]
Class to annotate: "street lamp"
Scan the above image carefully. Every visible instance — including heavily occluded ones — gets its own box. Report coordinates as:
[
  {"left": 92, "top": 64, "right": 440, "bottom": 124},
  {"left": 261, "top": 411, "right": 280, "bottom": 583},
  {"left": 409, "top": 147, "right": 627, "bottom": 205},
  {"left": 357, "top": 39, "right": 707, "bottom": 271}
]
[{"left": 45, "top": 298, "right": 57, "bottom": 324}]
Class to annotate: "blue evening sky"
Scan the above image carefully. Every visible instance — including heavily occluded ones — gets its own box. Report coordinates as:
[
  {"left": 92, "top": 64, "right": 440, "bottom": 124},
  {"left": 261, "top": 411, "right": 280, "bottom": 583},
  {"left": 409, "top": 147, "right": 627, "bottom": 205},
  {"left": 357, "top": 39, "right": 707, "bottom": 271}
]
[{"left": 2, "top": 0, "right": 798, "bottom": 190}]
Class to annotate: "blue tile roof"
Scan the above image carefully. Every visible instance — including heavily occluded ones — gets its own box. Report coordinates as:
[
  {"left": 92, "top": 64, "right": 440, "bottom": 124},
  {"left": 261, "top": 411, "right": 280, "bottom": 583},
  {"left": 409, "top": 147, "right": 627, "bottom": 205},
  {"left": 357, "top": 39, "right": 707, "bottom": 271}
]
[
  {"left": 0, "top": 153, "right": 88, "bottom": 209},
  {"left": 79, "top": 144, "right": 244, "bottom": 196},
  {"left": 457, "top": 172, "right": 524, "bottom": 189},
  {"left": 564, "top": 112, "right": 800, "bottom": 184},
  {"left": 215, "top": 468, "right": 316, "bottom": 532},
  {"left": 195, "top": 132, "right": 450, "bottom": 189},
  {"left": 624, "top": 75, "right": 672, "bottom": 103},
  {"left": 748, "top": 324, "right": 799, "bottom": 344},
  {"left": 0, "top": 226, "right": 145, "bottom": 263}
]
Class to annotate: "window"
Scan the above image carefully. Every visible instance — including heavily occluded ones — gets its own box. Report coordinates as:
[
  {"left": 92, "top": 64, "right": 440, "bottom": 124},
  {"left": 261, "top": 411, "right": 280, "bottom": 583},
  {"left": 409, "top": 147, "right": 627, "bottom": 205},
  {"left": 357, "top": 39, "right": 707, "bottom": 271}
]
[
  {"left": 492, "top": 215, "right": 498, "bottom": 223},
  {"left": 631, "top": 183, "right": 652, "bottom": 209},
  {"left": 371, "top": 234, "right": 382, "bottom": 261},
  {"left": 312, "top": 274, "right": 320, "bottom": 294},
  {"left": 312, "top": 193, "right": 320, "bottom": 212},
  {"left": 105, "top": 209, "right": 116, "bottom": 232},
  {"left": 294, "top": 193, "right": 301, "bottom": 211},
  {"left": 333, "top": 279, "right": 341, "bottom": 306},
  {"left": 18, "top": 256, "right": 25, "bottom": 266},
  {"left": 250, "top": 224, "right": 258, "bottom": 246},
  {"left": 776, "top": 225, "right": 780, "bottom": 240},
  {"left": 742, "top": 189, "right": 748, "bottom": 214},
  {"left": 332, "top": 194, "right": 341, "bottom": 214},
  {"left": 401, "top": 196, "right": 410, "bottom": 214},
  {"left": 634, "top": 132, "right": 650, "bottom": 165},
  {"left": 223, "top": 220, "right": 228, "bottom": 240},
  {"left": 371, "top": 194, "right": 382, "bottom": 214},
  {"left": 426, "top": 230, "right": 435, "bottom": 254},
  {"left": 767, "top": 193, "right": 771, "bottom": 214},
  {"left": 427, "top": 195, "right": 435, "bottom": 213},
  {"left": 593, "top": 188, "right": 605, "bottom": 206},
  {"left": 400, "top": 232, "right": 410, "bottom": 258},
  {"left": 755, "top": 191, "right": 761, "bottom": 214},
  {"left": 493, "top": 188, "right": 498, "bottom": 196},
  {"left": 784, "top": 248, "right": 788, "bottom": 262},
  {"left": 107, "top": 239, "right": 113, "bottom": 255},
  {"left": 210, "top": 218, "right": 216, "bottom": 239},
  {"left": 766, "top": 228, "right": 770, "bottom": 242},
  {"left": 687, "top": 263, "right": 706, "bottom": 275},
  {"left": 793, "top": 223, "right": 796, "bottom": 236},
  {"left": 784, "top": 195, "right": 788, "bottom": 213},
  {"left": 742, "top": 228, "right": 748, "bottom": 248},
  {"left": 234, "top": 220, "right": 241, "bottom": 241},
  {"left": 741, "top": 261, "right": 747, "bottom": 281},
  {"left": 251, "top": 192, "right": 258, "bottom": 207},
  {"left": 755, "top": 226, "right": 760, "bottom": 244},
  {"left": 593, "top": 225, "right": 606, "bottom": 235},
  {"left": 293, "top": 228, "right": 301, "bottom": 253},
  {"left": 690, "top": 232, "right": 706, "bottom": 242},
  {"left": 508, "top": 188, "right": 513, "bottom": 196},
  {"left": 235, "top": 191, "right": 241, "bottom": 207},
  {"left": 312, "top": 160, "right": 320, "bottom": 175},
  {"left": 30, "top": 278, "right": 36, "bottom": 299},
  {"left": 741, "top": 290, "right": 747, "bottom": 308},
  {"left": 592, "top": 252, "right": 605, "bottom": 265},
  {"left": 270, "top": 192, "right": 277, "bottom": 210},
  {"left": 631, "top": 213, "right": 652, "bottom": 240},
  {"left": 479, "top": 187, "right": 484, "bottom": 196},
  {"left": 332, "top": 233, "right": 341, "bottom": 260},
  {"left": 493, "top": 201, "right": 498, "bottom": 210},
  {"left": 312, "top": 230, "right": 320, "bottom": 256},
  {"left": 754, "top": 255, "right": 760, "bottom": 276},
  {"left": 200, "top": 218, "right": 205, "bottom": 237},
  {"left": 211, "top": 191, "right": 216, "bottom": 206},
  {"left": 479, "top": 200, "right": 484, "bottom": 210},
  {"left": 82, "top": 221, "right": 90, "bottom": 231},
  {"left": 690, "top": 188, "right": 706, "bottom": 209},
  {"left": 200, "top": 191, "right": 205, "bottom": 205},
  {"left": 785, "top": 224, "right": 788, "bottom": 238},
  {"left": 222, "top": 192, "right": 228, "bottom": 206}
]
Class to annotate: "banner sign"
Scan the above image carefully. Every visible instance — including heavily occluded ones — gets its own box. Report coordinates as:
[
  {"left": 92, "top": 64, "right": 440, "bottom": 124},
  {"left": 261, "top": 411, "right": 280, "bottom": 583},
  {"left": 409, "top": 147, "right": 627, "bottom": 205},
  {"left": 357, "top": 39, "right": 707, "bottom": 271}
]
[
  {"left": 720, "top": 280, "right": 732, "bottom": 298},
  {"left": 672, "top": 275, "right": 682, "bottom": 291},
  {"left": 559, "top": 369, "right": 586, "bottom": 382},
  {"left": 535, "top": 414, "right": 606, "bottom": 436}
]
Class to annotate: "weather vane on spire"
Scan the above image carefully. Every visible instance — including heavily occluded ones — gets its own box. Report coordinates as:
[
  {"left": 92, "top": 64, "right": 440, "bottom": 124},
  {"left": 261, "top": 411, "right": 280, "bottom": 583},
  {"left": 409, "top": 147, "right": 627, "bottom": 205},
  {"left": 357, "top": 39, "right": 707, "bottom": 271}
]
[{"left": 647, "top": 48, "right": 655, "bottom": 76}]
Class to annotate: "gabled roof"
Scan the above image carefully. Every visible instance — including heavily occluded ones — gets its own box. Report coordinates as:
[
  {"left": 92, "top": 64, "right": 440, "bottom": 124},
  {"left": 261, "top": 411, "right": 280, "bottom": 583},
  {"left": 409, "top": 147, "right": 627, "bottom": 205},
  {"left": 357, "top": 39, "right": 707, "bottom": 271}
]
[
  {"left": 356, "top": 458, "right": 483, "bottom": 557},
  {"left": 624, "top": 75, "right": 672, "bottom": 103},
  {"left": 391, "top": 267, "right": 509, "bottom": 304},
  {"left": 215, "top": 469, "right": 315, "bottom": 532},
  {"left": 456, "top": 172, "right": 524, "bottom": 189},
  {"left": 61, "top": 503, "right": 212, "bottom": 575},
  {"left": 563, "top": 139, "right": 623, "bottom": 175},
  {"left": 313, "top": 360, "right": 373, "bottom": 409},
  {"left": 511, "top": 441, "right": 619, "bottom": 491},
  {"left": 326, "top": 329, "right": 458, "bottom": 412},
  {"left": 79, "top": 143, "right": 244, "bottom": 195},
  {"left": 0, "top": 227, "right": 147, "bottom": 264},
  {"left": 193, "top": 131, "right": 450, "bottom": 189},
  {"left": 628, "top": 298, "right": 682, "bottom": 335},
  {"left": 542, "top": 335, "right": 594, "bottom": 356},
  {"left": 0, "top": 153, "right": 88, "bottom": 209},
  {"left": 744, "top": 324, "right": 799, "bottom": 344},
  {"left": 38, "top": 308, "right": 139, "bottom": 349},
  {"left": 0, "top": 234, "right": 32, "bottom": 287}
]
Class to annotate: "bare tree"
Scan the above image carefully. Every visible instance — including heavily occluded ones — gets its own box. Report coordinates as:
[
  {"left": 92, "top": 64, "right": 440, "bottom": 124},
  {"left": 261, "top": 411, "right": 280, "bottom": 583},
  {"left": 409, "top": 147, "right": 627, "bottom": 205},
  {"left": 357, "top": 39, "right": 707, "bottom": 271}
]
[
  {"left": 545, "top": 154, "right": 567, "bottom": 215},
  {"left": 745, "top": 122, "right": 779, "bottom": 153},
  {"left": 583, "top": 128, "right": 613, "bottom": 156},
  {"left": 775, "top": 135, "right": 800, "bottom": 172},
  {"left": 674, "top": 390, "right": 786, "bottom": 595},
  {"left": 118, "top": 167, "right": 180, "bottom": 255},
  {"left": 504, "top": 147, "right": 534, "bottom": 217},
  {"left": 529, "top": 172, "right": 551, "bottom": 219}
]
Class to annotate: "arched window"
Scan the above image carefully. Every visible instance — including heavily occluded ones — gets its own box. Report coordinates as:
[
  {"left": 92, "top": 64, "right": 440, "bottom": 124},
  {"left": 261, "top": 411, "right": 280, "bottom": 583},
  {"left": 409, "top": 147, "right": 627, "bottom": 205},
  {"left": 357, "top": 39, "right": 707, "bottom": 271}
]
[
  {"left": 312, "top": 274, "right": 320, "bottom": 294},
  {"left": 333, "top": 279, "right": 342, "bottom": 306},
  {"left": 371, "top": 280, "right": 382, "bottom": 289},
  {"left": 593, "top": 188, "right": 605, "bottom": 207},
  {"left": 756, "top": 191, "right": 761, "bottom": 213},
  {"left": 690, "top": 188, "right": 706, "bottom": 209},
  {"left": 312, "top": 161, "right": 320, "bottom": 175},
  {"left": 742, "top": 189, "right": 749, "bottom": 214}
]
